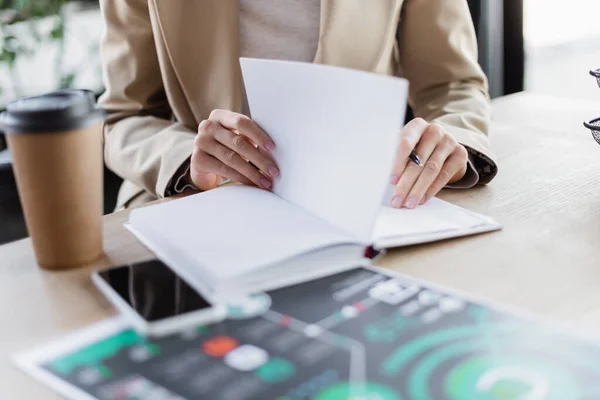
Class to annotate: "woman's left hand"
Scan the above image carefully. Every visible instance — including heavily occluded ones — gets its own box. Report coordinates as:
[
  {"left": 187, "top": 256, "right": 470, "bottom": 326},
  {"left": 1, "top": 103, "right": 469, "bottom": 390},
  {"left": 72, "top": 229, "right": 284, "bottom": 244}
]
[{"left": 390, "top": 118, "right": 469, "bottom": 209}]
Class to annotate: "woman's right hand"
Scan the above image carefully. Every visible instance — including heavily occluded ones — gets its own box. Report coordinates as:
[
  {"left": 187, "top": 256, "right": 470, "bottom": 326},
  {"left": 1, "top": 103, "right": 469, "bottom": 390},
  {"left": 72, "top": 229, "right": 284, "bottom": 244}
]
[{"left": 190, "top": 109, "right": 279, "bottom": 191}]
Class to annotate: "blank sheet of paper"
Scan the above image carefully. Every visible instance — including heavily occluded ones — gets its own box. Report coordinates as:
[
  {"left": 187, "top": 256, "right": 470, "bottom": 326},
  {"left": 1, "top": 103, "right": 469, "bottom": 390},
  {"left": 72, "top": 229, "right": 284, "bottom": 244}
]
[{"left": 241, "top": 58, "right": 408, "bottom": 243}]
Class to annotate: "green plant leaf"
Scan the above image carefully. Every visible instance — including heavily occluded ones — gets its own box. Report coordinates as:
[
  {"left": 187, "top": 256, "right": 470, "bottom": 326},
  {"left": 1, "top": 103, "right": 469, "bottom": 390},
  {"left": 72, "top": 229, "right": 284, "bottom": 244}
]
[
  {"left": 0, "top": 49, "right": 17, "bottom": 67},
  {"left": 3, "top": 34, "right": 19, "bottom": 50},
  {"left": 59, "top": 72, "right": 76, "bottom": 89},
  {"left": 50, "top": 22, "right": 64, "bottom": 40}
]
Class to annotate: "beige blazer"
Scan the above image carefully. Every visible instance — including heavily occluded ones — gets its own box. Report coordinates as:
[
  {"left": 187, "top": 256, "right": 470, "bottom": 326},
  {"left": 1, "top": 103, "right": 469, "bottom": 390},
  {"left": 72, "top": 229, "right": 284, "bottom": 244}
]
[{"left": 99, "top": 0, "right": 497, "bottom": 210}]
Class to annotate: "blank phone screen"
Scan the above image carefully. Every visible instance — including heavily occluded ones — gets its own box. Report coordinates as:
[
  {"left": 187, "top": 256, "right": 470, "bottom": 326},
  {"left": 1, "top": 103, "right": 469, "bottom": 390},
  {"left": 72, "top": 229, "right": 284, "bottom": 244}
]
[{"left": 96, "top": 259, "right": 212, "bottom": 322}]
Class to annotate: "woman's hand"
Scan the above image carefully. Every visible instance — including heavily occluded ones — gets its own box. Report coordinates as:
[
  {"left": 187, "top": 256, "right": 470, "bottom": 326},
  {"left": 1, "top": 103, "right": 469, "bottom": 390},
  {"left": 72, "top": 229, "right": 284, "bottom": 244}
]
[
  {"left": 190, "top": 109, "right": 279, "bottom": 191},
  {"left": 390, "top": 118, "right": 468, "bottom": 209}
]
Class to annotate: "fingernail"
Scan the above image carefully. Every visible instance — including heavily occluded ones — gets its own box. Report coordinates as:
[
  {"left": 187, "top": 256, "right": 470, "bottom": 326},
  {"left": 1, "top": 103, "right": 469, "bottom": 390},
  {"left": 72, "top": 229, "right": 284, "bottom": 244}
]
[
  {"left": 391, "top": 196, "right": 403, "bottom": 208},
  {"left": 405, "top": 197, "right": 418, "bottom": 209},
  {"left": 265, "top": 141, "right": 276, "bottom": 152},
  {"left": 404, "top": 196, "right": 418, "bottom": 209},
  {"left": 390, "top": 175, "right": 399, "bottom": 185},
  {"left": 260, "top": 178, "right": 272, "bottom": 188},
  {"left": 267, "top": 165, "right": 279, "bottom": 178},
  {"left": 419, "top": 195, "right": 427, "bottom": 205}
]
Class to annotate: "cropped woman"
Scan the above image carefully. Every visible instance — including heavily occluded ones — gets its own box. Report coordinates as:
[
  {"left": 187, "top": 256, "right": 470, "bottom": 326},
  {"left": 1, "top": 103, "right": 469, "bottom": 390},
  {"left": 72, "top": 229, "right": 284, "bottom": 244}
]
[{"left": 99, "top": 0, "right": 497, "bottom": 210}]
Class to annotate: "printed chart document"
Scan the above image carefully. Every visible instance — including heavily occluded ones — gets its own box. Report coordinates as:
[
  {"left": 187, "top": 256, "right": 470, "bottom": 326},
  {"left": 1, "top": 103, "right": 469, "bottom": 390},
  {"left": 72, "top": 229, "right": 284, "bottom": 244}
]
[
  {"left": 15, "top": 266, "right": 600, "bottom": 400},
  {"left": 127, "top": 59, "right": 501, "bottom": 301}
]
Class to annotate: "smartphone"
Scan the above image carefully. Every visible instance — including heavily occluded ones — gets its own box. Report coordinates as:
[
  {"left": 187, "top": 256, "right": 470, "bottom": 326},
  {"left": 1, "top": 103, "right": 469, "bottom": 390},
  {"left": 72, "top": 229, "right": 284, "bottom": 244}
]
[{"left": 92, "top": 259, "right": 226, "bottom": 337}]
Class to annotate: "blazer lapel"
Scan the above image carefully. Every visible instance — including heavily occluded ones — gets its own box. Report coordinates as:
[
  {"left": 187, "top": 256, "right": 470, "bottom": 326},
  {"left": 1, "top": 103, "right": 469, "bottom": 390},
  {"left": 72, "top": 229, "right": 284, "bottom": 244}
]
[
  {"left": 150, "top": 0, "right": 243, "bottom": 121},
  {"left": 315, "top": 0, "right": 403, "bottom": 72}
]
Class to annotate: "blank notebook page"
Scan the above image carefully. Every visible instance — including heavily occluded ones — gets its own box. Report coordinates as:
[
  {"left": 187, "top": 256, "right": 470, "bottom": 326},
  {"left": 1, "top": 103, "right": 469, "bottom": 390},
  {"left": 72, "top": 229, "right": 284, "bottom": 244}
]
[
  {"left": 129, "top": 186, "right": 356, "bottom": 280},
  {"left": 372, "top": 185, "right": 487, "bottom": 240},
  {"left": 241, "top": 58, "right": 407, "bottom": 243},
  {"left": 373, "top": 198, "right": 486, "bottom": 240}
]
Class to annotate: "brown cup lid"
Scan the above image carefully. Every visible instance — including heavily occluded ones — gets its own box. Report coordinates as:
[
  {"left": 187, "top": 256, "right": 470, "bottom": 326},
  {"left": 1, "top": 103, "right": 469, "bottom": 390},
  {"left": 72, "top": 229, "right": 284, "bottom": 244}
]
[{"left": 0, "top": 89, "right": 105, "bottom": 134}]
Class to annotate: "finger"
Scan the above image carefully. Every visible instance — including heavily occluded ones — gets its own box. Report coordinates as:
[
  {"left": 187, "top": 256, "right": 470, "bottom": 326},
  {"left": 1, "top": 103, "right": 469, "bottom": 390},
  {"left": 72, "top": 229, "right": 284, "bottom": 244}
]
[
  {"left": 191, "top": 151, "right": 255, "bottom": 187},
  {"left": 391, "top": 118, "right": 429, "bottom": 184},
  {"left": 197, "top": 119, "right": 276, "bottom": 186},
  {"left": 209, "top": 109, "right": 275, "bottom": 153},
  {"left": 406, "top": 138, "right": 456, "bottom": 209},
  {"left": 192, "top": 151, "right": 256, "bottom": 187},
  {"left": 200, "top": 119, "right": 270, "bottom": 163},
  {"left": 447, "top": 145, "right": 469, "bottom": 184},
  {"left": 422, "top": 152, "right": 467, "bottom": 203},
  {"left": 390, "top": 123, "right": 443, "bottom": 208},
  {"left": 214, "top": 128, "right": 279, "bottom": 178},
  {"left": 209, "top": 142, "right": 273, "bottom": 189}
]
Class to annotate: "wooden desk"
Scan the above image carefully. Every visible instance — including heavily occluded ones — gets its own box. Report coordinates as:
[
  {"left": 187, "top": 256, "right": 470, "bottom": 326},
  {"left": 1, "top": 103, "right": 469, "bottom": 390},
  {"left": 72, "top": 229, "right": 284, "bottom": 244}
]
[{"left": 2, "top": 92, "right": 600, "bottom": 399}]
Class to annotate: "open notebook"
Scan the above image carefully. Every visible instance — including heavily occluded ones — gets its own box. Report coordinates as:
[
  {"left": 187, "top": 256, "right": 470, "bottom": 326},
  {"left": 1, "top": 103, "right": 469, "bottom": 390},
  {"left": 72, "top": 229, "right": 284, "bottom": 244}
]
[{"left": 127, "top": 59, "right": 501, "bottom": 302}]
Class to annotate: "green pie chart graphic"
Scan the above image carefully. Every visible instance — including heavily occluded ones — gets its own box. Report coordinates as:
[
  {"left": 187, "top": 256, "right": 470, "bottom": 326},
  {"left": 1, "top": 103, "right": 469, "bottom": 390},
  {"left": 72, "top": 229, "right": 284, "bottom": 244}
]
[
  {"left": 315, "top": 382, "right": 401, "bottom": 400},
  {"left": 380, "top": 323, "right": 600, "bottom": 400},
  {"left": 445, "top": 355, "right": 580, "bottom": 400}
]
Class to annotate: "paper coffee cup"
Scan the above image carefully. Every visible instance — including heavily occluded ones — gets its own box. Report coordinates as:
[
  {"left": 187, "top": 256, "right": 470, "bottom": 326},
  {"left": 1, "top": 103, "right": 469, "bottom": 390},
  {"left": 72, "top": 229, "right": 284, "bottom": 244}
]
[{"left": 0, "top": 90, "right": 105, "bottom": 269}]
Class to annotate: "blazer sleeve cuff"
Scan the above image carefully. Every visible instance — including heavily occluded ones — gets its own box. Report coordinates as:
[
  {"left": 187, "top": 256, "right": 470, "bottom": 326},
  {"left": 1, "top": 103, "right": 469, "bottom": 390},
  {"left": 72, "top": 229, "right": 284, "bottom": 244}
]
[
  {"left": 156, "top": 137, "right": 195, "bottom": 198},
  {"left": 165, "top": 157, "right": 198, "bottom": 196}
]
